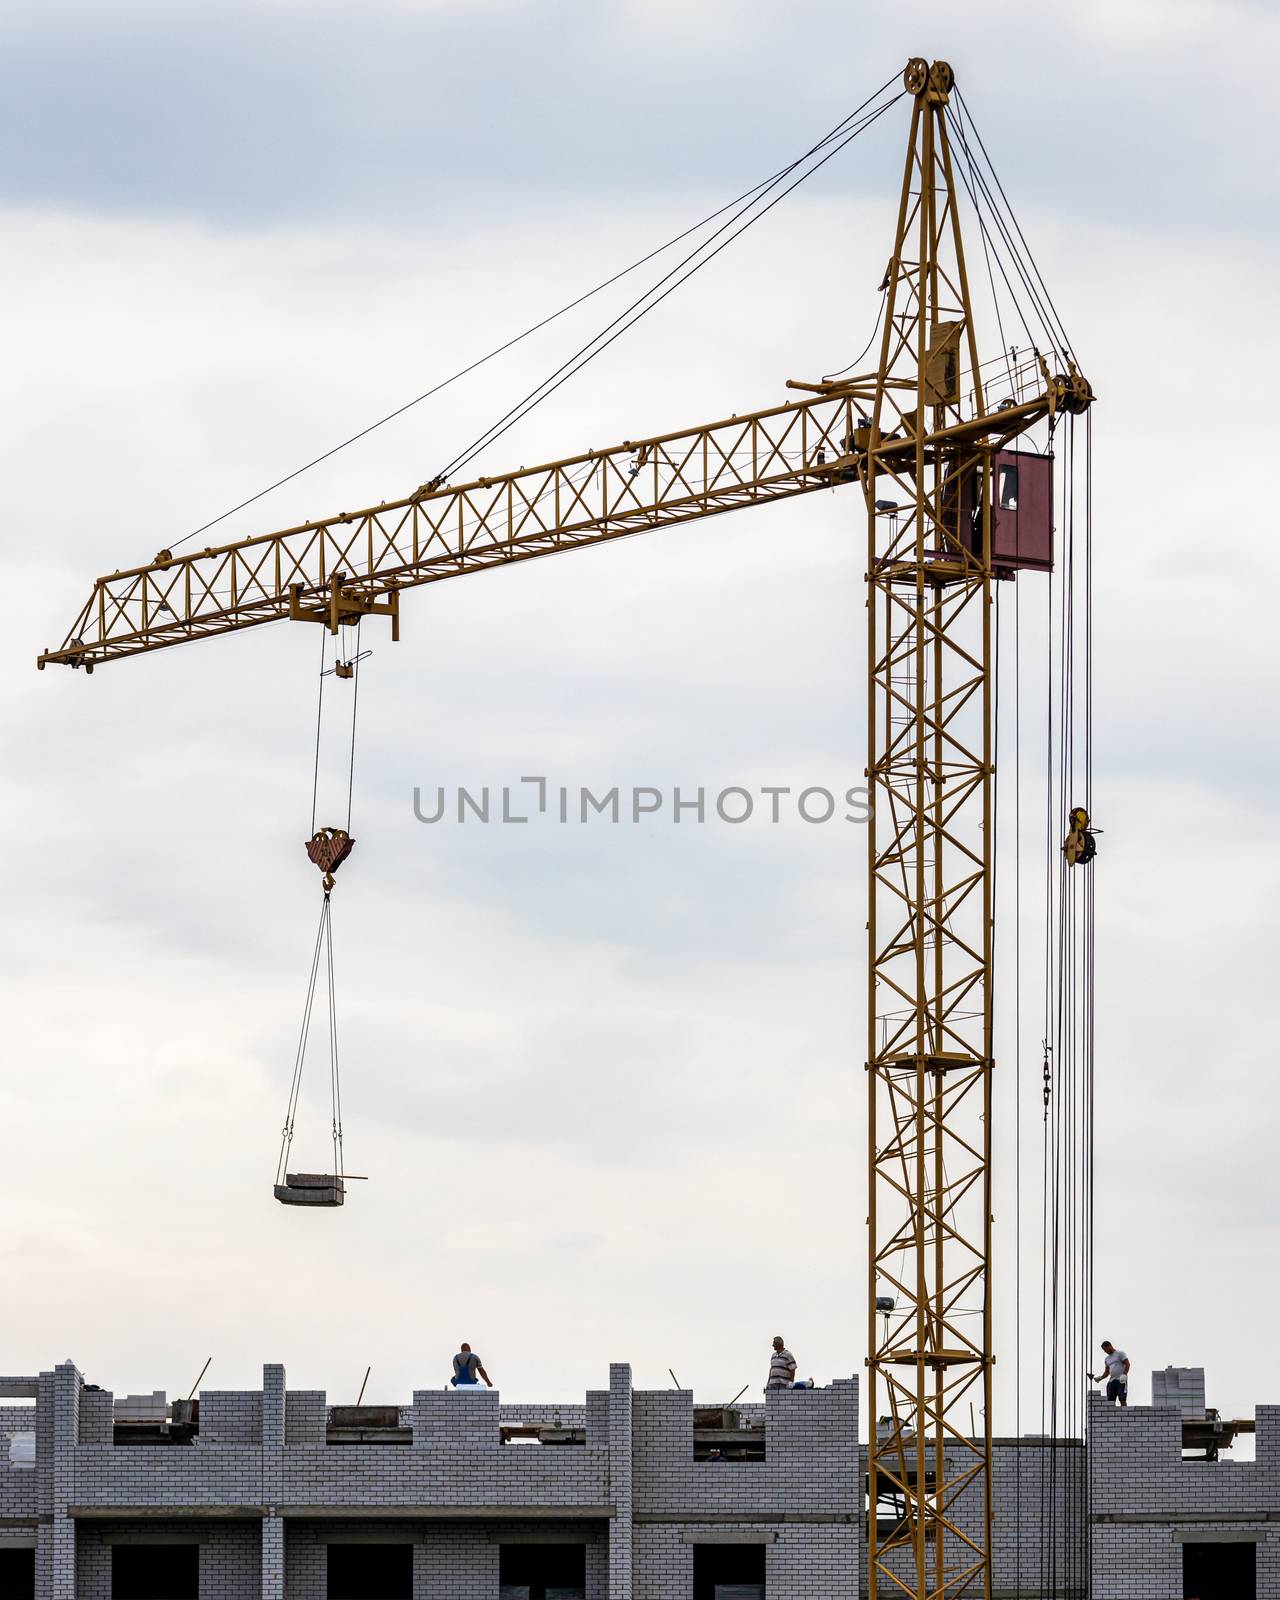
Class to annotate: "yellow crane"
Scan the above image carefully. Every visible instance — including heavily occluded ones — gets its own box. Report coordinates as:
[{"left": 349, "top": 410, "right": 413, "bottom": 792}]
[{"left": 37, "top": 58, "right": 1091, "bottom": 1599}]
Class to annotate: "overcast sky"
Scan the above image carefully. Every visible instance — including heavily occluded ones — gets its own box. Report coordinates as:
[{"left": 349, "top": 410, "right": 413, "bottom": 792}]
[{"left": 3, "top": 0, "right": 1277, "bottom": 1443}]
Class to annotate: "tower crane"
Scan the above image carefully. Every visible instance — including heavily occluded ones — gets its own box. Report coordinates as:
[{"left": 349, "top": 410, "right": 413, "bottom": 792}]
[{"left": 37, "top": 58, "right": 1092, "bottom": 1600}]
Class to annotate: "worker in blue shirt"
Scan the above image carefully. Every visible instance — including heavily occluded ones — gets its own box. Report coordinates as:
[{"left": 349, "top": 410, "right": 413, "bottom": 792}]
[{"left": 450, "top": 1343, "right": 494, "bottom": 1388}]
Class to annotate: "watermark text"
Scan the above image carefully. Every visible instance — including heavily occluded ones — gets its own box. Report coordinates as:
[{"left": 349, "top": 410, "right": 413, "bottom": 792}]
[{"left": 412, "top": 777, "right": 873, "bottom": 826}]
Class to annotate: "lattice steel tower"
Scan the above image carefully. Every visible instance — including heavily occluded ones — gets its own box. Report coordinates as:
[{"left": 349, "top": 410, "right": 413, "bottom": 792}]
[{"left": 864, "top": 57, "right": 1087, "bottom": 1599}]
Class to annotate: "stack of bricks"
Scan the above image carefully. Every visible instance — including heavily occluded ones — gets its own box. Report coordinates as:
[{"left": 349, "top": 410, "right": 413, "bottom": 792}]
[
  {"left": 1151, "top": 1366, "right": 1208, "bottom": 1420},
  {"left": 109, "top": 1394, "right": 166, "bottom": 1423}
]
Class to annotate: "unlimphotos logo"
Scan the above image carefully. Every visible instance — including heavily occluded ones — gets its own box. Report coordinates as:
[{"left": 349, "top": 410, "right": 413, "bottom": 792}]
[{"left": 412, "top": 777, "right": 873, "bottom": 826}]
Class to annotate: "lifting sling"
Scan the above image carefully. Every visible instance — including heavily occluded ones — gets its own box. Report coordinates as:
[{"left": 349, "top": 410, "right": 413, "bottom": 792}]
[{"left": 274, "top": 625, "right": 364, "bottom": 1207}]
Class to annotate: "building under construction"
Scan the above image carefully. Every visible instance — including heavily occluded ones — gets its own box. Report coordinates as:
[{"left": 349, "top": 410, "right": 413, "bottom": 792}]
[{"left": 0, "top": 1361, "right": 1272, "bottom": 1597}]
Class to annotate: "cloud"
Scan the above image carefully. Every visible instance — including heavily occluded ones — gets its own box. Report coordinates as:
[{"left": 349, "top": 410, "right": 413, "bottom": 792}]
[
  {"left": 3, "top": 0, "right": 1275, "bottom": 234},
  {"left": 3, "top": 5, "right": 1278, "bottom": 1428}
]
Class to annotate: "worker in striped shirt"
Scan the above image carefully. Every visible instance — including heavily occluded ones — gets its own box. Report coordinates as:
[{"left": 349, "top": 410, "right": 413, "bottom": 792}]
[{"left": 766, "top": 1336, "right": 797, "bottom": 1391}]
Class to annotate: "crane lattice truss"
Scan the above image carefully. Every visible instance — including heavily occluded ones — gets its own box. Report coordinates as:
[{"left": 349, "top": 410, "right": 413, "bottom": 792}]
[
  {"left": 39, "top": 57, "right": 1091, "bottom": 1600},
  {"left": 870, "top": 61, "right": 1005, "bottom": 1599}
]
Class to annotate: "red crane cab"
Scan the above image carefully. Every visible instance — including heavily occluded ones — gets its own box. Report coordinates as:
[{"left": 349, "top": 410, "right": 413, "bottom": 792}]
[{"left": 972, "top": 448, "right": 1054, "bottom": 576}]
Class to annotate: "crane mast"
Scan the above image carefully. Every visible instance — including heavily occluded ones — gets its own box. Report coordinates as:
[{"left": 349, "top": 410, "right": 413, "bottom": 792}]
[
  {"left": 864, "top": 59, "right": 1087, "bottom": 1598},
  {"left": 37, "top": 57, "right": 1090, "bottom": 1600},
  {"left": 867, "top": 59, "right": 998, "bottom": 1598}
]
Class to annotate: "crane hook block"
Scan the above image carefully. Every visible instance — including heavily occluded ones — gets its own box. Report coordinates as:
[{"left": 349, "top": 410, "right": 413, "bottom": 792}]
[
  {"left": 306, "top": 826, "right": 355, "bottom": 892},
  {"left": 1062, "top": 806, "right": 1097, "bottom": 868}
]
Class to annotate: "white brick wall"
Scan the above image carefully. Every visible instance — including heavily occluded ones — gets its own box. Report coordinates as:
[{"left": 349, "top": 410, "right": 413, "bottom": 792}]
[
  {"left": 52, "top": 1363, "right": 80, "bottom": 1600},
  {"left": 262, "top": 1515, "right": 284, "bottom": 1600},
  {"left": 634, "top": 1381, "right": 858, "bottom": 1520},
  {"left": 607, "top": 1364, "right": 633, "bottom": 1600},
  {"left": 631, "top": 1379, "right": 859, "bottom": 1599},
  {"left": 7, "top": 1357, "right": 1271, "bottom": 1598},
  {"left": 201, "top": 1392, "right": 263, "bottom": 1446},
  {"left": 1089, "top": 1392, "right": 1280, "bottom": 1600}
]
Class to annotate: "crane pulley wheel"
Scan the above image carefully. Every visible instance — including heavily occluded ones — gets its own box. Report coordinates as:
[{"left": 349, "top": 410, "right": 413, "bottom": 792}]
[
  {"left": 904, "top": 56, "right": 953, "bottom": 101},
  {"left": 1062, "top": 805, "right": 1098, "bottom": 868}
]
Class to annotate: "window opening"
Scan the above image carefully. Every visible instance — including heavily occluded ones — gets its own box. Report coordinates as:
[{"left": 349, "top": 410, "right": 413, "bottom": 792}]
[
  {"left": 0, "top": 1548, "right": 35, "bottom": 1599},
  {"left": 111, "top": 1545, "right": 199, "bottom": 1600},
  {"left": 326, "top": 1542, "right": 413, "bottom": 1599},
  {"left": 1183, "top": 1540, "right": 1256, "bottom": 1600},
  {"left": 693, "top": 1542, "right": 766, "bottom": 1600},
  {"left": 498, "top": 1541, "right": 586, "bottom": 1599}
]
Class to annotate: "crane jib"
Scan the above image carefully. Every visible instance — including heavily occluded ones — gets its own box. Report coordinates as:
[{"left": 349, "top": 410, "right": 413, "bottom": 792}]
[{"left": 36, "top": 378, "right": 1081, "bottom": 674}]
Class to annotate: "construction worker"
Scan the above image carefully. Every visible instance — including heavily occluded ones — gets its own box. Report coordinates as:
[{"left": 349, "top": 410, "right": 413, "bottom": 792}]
[
  {"left": 766, "top": 1335, "right": 797, "bottom": 1392},
  {"left": 450, "top": 1342, "right": 493, "bottom": 1389},
  {"left": 1089, "top": 1340, "right": 1130, "bottom": 1406}
]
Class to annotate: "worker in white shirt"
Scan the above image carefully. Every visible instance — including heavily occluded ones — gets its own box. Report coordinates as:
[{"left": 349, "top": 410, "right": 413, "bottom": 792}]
[{"left": 1089, "top": 1340, "right": 1130, "bottom": 1406}]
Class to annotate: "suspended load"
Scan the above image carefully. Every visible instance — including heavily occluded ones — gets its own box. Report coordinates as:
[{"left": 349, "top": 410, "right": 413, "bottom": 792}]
[
  {"left": 275, "top": 1172, "right": 345, "bottom": 1206},
  {"left": 274, "top": 888, "right": 347, "bottom": 1207},
  {"left": 275, "top": 628, "right": 366, "bottom": 1207}
]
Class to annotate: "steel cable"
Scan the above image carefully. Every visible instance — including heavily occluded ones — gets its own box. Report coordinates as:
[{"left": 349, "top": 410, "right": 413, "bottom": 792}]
[
  {"left": 168, "top": 74, "right": 903, "bottom": 554},
  {"left": 435, "top": 87, "right": 907, "bottom": 485},
  {"left": 955, "top": 89, "right": 1077, "bottom": 364},
  {"left": 327, "top": 899, "right": 343, "bottom": 1181},
  {"left": 949, "top": 97, "right": 1072, "bottom": 370},
  {"left": 276, "top": 895, "right": 330, "bottom": 1185}
]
